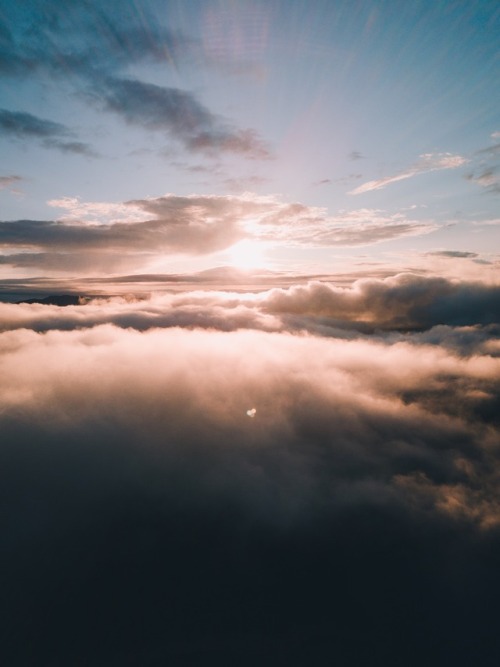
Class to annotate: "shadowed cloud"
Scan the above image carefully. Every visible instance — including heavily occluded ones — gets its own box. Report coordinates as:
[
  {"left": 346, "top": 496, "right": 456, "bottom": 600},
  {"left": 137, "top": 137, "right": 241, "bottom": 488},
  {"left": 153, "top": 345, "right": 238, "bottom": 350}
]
[
  {"left": 0, "top": 108, "right": 96, "bottom": 155},
  {"left": 0, "top": 194, "right": 438, "bottom": 274},
  {"left": 1, "top": 295, "right": 500, "bottom": 664},
  {"left": 94, "top": 76, "right": 270, "bottom": 158},
  {"left": 0, "top": 3, "right": 271, "bottom": 160}
]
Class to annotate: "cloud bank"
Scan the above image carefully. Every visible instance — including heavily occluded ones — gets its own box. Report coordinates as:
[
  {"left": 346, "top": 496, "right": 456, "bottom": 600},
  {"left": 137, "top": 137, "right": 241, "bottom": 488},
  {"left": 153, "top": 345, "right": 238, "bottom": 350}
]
[
  {"left": 1, "top": 272, "right": 500, "bottom": 664},
  {"left": 0, "top": 194, "right": 438, "bottom": 274}
]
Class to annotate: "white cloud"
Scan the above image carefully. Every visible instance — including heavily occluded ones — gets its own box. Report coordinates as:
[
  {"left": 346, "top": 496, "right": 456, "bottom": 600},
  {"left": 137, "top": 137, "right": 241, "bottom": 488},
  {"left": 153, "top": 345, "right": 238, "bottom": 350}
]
[
  {"left": 47, "top": 196, "right": 150, "bottom": 224},
  {"left": 349, "top": 153, "right": 468, "bottom": 195}
]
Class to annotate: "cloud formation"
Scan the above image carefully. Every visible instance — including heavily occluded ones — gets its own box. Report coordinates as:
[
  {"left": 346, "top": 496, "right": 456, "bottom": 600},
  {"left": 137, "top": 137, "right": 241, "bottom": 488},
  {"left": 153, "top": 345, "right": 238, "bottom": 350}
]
[
  {"left": 0, "top": 194, "right": 439, "bottom": 274},
  {"left": 0, "top": 174, "right": 22, "bottom": 189},
  {"left": 1, "top": 273, "right": 499, "bottom": 341},
  {"left": 94, "top": 76, "right": 270, "bottom": 158},
  {"left": 466, "top": 166, "right": 500, "bottom": 194},
  {"left": 1, "top": 278, "right": 499, "bottom": 664},
  {"left": 0, "top": 108, "right": 96, "bottom": 155},
  {"left": 349, "top": 153, "right": 467, "bottom": 194},
  {"left": 0, "top": 3, "right": 270, "bottom": 160}
]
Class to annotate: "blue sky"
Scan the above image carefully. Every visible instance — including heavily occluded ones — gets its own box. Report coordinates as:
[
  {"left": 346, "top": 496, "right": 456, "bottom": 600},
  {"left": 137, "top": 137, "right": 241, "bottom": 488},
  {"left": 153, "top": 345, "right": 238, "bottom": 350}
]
[{"left": 1, "top": 0, "right": 499, "bottom": 284}]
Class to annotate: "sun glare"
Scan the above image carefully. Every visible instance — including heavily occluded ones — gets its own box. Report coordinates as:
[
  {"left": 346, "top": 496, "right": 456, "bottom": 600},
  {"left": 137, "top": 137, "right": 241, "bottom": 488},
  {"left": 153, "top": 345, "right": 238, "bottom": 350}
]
[{"left": 227, "top": 240, "right": 267, "bottom": 270}]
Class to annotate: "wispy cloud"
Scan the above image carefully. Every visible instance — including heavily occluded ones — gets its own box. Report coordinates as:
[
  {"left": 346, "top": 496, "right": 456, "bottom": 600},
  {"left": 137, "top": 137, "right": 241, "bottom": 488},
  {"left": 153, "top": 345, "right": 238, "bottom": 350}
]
[
  {"left": 0, "top": 4, "right": 271, "bottom": 161},
  {"left": 0, "top": 174, "right": 22, "bottom": 190},
  {"left": 465, "top": 137, "right": 500, "bottom": 194},
  {"left": 0, "top": 109, "right": 97, "bottom": 156},
  {"left": 92, "top": 76, "right": 270, "bottom": 158},
  {"left": 349, "top": 153, "right": 467, "bottom": 195},
  {"left": 426, "top": 250, "right": 478, "bottom": 259},
  {"left": 254, "top": 202, "right": 437, "bottom": 247}
]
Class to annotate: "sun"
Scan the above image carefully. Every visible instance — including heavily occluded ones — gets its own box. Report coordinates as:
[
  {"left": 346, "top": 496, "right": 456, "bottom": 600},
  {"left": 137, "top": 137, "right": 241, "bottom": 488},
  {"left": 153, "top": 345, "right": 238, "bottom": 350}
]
[{"left": 226, "top": 239, "right": 268, "bottom": 270}]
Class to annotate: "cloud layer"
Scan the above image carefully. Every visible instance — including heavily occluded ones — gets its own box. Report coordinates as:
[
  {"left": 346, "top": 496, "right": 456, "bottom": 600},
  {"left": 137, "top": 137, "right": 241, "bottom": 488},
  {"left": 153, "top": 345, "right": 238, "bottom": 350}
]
[
  {"left": 0, "top": 194, "right": 438, "bottom": 273},
  {"left": 1, "top": 273, "right": 500, "bottom": 664}
]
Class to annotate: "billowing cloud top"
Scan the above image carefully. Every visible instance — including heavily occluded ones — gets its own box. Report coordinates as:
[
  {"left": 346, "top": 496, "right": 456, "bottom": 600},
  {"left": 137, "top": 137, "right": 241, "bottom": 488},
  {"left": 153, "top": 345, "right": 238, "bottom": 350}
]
[{"left": 1, "top": 271, "right": 500, "bottom": 664}]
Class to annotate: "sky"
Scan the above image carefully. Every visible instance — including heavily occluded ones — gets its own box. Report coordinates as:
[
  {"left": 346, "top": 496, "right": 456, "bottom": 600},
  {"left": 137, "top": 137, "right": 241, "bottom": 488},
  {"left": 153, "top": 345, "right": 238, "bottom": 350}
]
[
  {"left": 1, "top": 1, "right": 500, "bottom": 665},
  {"left": 0, "top": 0, "right": 499, "bottom": 289}
]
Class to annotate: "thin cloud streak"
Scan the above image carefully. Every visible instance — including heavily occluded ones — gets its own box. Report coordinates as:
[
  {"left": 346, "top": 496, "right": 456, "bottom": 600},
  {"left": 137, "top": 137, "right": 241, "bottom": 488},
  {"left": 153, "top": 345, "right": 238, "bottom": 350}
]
[
  {"left": 0, "top": 174, "right": 22, "bottom": 189},
  {"left": 0, "top": 108, "right": 97, "bottom": 156},
  {"left": 349, "top": 153, "right": 467, "bottom": 195}
]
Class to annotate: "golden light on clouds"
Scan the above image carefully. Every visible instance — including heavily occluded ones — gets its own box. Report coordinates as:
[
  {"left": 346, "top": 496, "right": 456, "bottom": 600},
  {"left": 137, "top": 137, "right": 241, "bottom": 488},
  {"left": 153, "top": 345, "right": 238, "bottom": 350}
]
[{"left": 227, "top": 239, "right": 269, "bottom": 270}]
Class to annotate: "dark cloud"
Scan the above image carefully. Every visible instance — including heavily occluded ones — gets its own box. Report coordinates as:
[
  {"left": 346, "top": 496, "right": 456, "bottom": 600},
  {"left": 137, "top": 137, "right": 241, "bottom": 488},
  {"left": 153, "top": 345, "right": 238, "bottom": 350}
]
[
  {"left": 0, "top": 196, "right": 256, "bottom": 273},
  {"left": 0, "top": 1, "right": 192, "bottom": 79},
  {"left": 92, "top": 76, "right": 270, "bottom": 158},
  {"left": 0, "top": 215, "right": 241, "bottom": 265},
  {"left": 0, "top": 3, "right": 271, "bottom": 160},
  {"left": 262, "top": 274, "right": 500, "bottom": 330},
  {"left": 427, "top": 250, "right": 479, "bottom": 259},
  {"left": 0, "top": 109, "right": 96, "bottom": 155},
  {"left": 348, "top": 150, "right": 363, "bottom": 160},
  {"left": 0, "top": 108, "right": 69, "bottom": 138},
  {"left": 0, "top": 310, "right": 500, "bottom": 665}
]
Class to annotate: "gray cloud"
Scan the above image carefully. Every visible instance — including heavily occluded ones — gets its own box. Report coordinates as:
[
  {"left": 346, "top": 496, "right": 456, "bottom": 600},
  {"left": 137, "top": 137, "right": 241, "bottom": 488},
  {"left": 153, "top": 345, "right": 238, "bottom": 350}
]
[
  {"left": 0, "top": 108, "right": 69, "bottom": 138},
  {"left": 465, "top": 166, "right": 500, "bottom": 194},
  {"left": 0, "top": 195, "right": 439, "bottom": 274},
  {"left": 426, "top": 250, "right": 479, "bottom": 259},
  {"left": 0, "top": 2, "right": 193, "bottom": 79},
  {"left": 0, "top": 214, "right": 242, "bottom": 264},
  {"left": 262, "top": 274, "right": 500, "bottom": 330},
  {"left": 92, "top": 76, "right": 270, "bottom": 158},
  {"left": 0, "top": 108, "right": 96, "bottom": 155},
  {"left": 0, "top": 4, "right": 271, "bottom": 160}
]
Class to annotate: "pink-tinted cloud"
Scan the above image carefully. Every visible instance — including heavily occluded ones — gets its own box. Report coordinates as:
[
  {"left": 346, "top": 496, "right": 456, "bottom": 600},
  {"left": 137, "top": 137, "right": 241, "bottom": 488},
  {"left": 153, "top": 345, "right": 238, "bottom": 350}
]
[
  {"left": 0, "top": 194, "right": 438, "bottom": 274},
  {"left": 1, "top": 274, "right": 500, "bottom": 665}
]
